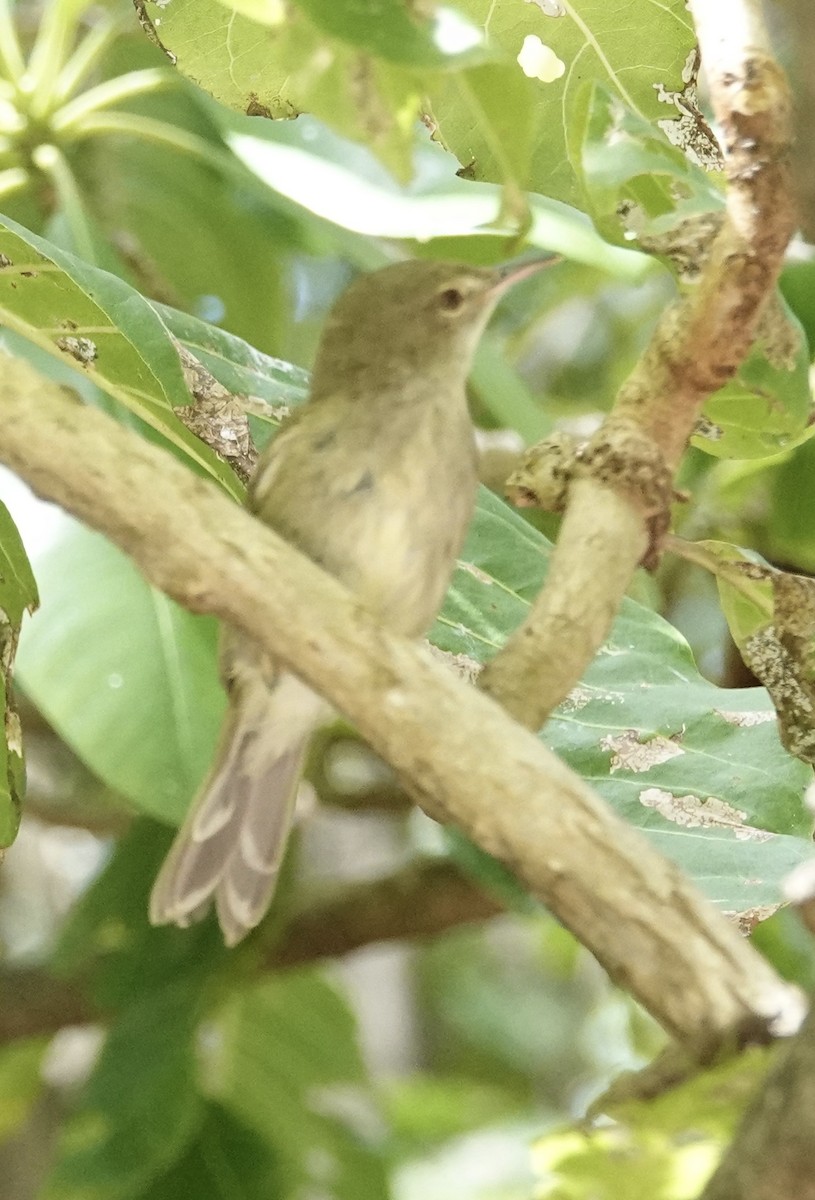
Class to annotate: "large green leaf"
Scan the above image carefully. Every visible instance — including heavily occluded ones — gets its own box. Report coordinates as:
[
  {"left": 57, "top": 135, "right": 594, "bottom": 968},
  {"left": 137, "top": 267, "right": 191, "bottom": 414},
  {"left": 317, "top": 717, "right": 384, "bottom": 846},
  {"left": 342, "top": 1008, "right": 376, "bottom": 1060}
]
[
  {"left": 433, "top": 490, "right": 812, "bottom": 913},
  {"left": 53, "top": 821, "right": 227, "bottom": 1007},
  {"left": 226, "top": 117, "right": 646, "bottom": 276},
  {"left": 425, "top": 0, "right": 696, "bottom": 206},
  {"left": 136, "top": 0, "right": 429, "bottom": 178},
  {"left": 42, "top": 985, "right": 204, "bottom": 1200},
  {"left": 0, "top": 216, "right": 239, "bottom": 495},
  {"left": 17, "top": 519, "right": 226, "bottom": 825},
  {"left": 214, "top": 972, "right": 391, "bottom": 1199},
  {"left": 135, "top": 1102, "right": 285, "bottom": 1199},
  {"left": 0, "top": 500, "right": 38, "bottom": 846},
  {"left": 139, "top": 0, "right": 693, "bottom": 205}
]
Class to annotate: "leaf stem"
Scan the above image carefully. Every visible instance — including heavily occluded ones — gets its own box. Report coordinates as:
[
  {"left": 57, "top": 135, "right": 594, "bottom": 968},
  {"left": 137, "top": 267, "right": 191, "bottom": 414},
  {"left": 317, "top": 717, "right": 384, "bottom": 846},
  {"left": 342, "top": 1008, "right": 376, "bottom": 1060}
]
[
  {"left": 62, "top": 110, "right": 237, "bottom": 175},
  {"left": 0, "top": 0, "right": 26, "bottom": 83},
  {"left": 0, "top": 167, "right": 28, "bottom": 198},
  {"left": 52, "top": 68, "right": 177, "bottom": 132},
  {"left": 24, "top": 0, "right": 92, "bottom": 120},
  {"left": 52, "top": 10, "right": 121, "bottom": 104},
  {"left": 31, "top": 144, "right": 97, "bottom": 265}
]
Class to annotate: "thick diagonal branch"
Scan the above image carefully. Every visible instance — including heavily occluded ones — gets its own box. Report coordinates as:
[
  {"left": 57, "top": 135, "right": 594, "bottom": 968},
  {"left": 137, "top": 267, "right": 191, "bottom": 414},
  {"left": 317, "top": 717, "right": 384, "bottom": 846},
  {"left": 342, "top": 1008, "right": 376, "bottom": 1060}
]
[{"left": 0, "top": 358, "right": 801, "bottom": 1050}]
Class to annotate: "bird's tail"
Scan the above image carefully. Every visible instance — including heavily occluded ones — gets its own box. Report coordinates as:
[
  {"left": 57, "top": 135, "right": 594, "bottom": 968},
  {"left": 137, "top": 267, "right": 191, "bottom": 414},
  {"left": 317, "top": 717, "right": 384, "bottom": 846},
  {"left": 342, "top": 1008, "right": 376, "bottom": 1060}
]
[{"left": 149, "top": 676, "right": 323, "bottom": 946}]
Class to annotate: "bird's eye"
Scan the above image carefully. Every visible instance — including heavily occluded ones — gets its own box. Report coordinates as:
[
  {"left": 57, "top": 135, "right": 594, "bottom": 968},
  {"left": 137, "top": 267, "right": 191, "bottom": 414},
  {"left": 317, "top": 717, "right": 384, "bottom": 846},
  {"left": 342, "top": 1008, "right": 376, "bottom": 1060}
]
[{"left": 438, "top": 287, "right": 465, "bottom": 312}]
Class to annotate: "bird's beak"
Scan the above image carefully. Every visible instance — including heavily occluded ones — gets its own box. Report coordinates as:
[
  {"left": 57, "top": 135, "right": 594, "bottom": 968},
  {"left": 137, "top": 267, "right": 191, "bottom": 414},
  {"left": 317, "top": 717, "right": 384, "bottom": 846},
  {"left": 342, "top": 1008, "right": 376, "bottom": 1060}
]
[{"left": 489, "top": 253, "right": 561, "bottom": 296}]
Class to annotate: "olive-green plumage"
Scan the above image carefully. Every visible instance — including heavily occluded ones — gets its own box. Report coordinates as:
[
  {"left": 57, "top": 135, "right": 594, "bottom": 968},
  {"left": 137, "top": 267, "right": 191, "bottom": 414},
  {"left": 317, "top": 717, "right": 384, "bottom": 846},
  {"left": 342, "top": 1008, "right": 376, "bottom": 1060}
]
[{"left": 149, "top": 257, "right": 541, "bottom": 945}]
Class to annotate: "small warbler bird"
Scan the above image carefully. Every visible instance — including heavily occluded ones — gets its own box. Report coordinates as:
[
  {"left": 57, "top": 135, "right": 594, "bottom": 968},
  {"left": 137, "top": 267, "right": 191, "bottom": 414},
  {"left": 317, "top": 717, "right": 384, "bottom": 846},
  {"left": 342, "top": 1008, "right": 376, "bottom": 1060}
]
[{"left": 150, "top": 256, "right": 551, "bottom": 945}]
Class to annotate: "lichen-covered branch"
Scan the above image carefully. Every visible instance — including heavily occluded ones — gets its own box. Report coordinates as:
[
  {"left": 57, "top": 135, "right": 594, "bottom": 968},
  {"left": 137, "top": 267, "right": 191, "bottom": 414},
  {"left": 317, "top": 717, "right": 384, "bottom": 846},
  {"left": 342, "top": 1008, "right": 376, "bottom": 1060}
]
[
  {"left": 0, "top": 356, "right": 802, "bottom": 1050},
  {"left": 479, "top": 0, "right": 795, "bottom": 727}
]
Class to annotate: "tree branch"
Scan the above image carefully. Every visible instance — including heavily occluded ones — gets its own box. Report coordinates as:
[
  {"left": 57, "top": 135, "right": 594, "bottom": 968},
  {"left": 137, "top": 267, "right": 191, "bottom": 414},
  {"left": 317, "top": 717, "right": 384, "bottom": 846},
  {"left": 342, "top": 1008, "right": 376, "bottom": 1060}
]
[
  {"left": 0, "top": 358, "right": 802, "bottom": 1051},
  {"left": 0, "top": 860, "right": 502, "bottom": 1041},
  {"left": 272, "top": 858, "right": 503, "bottom": 968},
  {"left": 700, "top": 995, "right": 815, "bottom": 1200},
  {"left": 478, "top": 0, "right": 795, "bottom": 727}
]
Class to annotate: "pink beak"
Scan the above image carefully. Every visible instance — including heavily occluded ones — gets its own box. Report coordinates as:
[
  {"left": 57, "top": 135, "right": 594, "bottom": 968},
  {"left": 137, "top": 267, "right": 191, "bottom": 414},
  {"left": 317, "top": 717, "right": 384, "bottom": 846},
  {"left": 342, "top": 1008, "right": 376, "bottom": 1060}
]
[{"left": 490, "top": 254, "right": 560, "bottom": 296}]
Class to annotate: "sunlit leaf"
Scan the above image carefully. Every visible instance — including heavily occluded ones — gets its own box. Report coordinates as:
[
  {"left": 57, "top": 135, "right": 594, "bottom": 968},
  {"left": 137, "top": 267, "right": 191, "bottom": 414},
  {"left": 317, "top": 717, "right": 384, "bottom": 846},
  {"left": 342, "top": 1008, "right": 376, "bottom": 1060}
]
[
  {"left": 426, "top": 0, "right": 696, "bottom": 206},
  {"left": 534, "top": 1049, "right": 772, "bottom": 1198},
  {"left": 17, "top": 519, "right": 225, "bottom": 825},
  {"left": 42, "top": 985, "right": 203, "bottom": 1200},
  {"left": 0, "top": 217, "right": 239, "bottom": 494},
  {"left": 214, "top": 972, "right": 390, "bottom": 1199}
]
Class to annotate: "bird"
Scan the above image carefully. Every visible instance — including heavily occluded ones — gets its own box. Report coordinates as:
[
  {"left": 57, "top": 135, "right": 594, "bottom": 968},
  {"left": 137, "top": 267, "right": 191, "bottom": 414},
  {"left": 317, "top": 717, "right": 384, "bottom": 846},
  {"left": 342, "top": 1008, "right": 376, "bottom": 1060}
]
[{"left": 149, "top": 255, "right": 552, "bottom": 945}]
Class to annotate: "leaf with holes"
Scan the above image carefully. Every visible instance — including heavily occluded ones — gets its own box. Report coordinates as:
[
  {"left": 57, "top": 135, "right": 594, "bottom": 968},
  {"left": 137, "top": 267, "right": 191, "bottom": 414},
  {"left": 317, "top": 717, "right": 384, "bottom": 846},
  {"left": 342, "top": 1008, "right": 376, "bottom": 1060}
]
[
  {"left": 425, "top": 0, "right": 696, "bottom": 206},
  {"left": 0, "top": 215, "right": 238, "bottom": 494}
]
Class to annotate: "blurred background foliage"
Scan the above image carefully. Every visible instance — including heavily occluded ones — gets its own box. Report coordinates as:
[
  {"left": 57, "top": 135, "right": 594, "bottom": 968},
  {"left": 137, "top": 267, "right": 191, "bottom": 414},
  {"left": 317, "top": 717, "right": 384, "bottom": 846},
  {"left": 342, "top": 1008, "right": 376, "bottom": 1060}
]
[{"left": 0, "top": 0, "right": 814, "bottom": 1197}]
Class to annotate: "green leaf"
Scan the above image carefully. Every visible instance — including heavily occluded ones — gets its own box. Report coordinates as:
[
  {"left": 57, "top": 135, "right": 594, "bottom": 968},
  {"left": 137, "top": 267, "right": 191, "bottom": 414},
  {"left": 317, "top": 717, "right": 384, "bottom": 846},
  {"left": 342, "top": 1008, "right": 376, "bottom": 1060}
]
[
  {"left": 0, "top": 1038, "right": 47, "bottom": 1142},
  {"left": 681, "top": 540, "right": 815, "bottom": 768},
  {"left": 537, "top": 1049, "right": 771, "bottom": 1198},
  {"left": 695, "top": 299, "right": 813, "bottom": 460},
  {"left": 42, "top": 985, "right": 204, "bottom": 1200},
  {"left": 135, "top": 1102, "right": 285, "bottom": 1199},
  {"left": 224, "top": 112, "right": 647, "bottom": 275},
  {"left": 578, "top": 88, "right": 812, "bottom": 460},
  {"left": 578, "top": 83, "right": 723, "bottom": 242},
  {"left": 214, "top": 972, "right": 390, "bottom": 1199},
  {"left": 0, "top": 215, "right": 239, "bottom": 496},
  {"left": 434, "top": 492, "right": 813, "bottom": 912},
  {"left": 155, "top": 302, "right": 310, "bottom": 411},
  {"left": 53, "top": 821, "right": 227, "bottom": 1007},
  {"left": 0, "top": 499, "right": 38, "bottom": 846},
  {"left": 425, "top": 0, "right": 696, "bottom": 206},
  {"left": 288, "top": 0, "right": 488, "bottom": 67},
  {"left": 137, "top": 0, "right": 425, "bottom": 177},
  {"left": 17, "top": 520, "right": 225, "bottom": 825}
]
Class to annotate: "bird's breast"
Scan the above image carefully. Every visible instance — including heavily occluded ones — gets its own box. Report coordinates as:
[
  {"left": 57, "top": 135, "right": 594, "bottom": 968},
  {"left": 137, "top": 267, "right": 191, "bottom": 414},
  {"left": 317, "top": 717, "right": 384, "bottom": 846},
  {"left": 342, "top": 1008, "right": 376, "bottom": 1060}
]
[{"left": 261, "top": 397, "right": 477, "bottom": 638}]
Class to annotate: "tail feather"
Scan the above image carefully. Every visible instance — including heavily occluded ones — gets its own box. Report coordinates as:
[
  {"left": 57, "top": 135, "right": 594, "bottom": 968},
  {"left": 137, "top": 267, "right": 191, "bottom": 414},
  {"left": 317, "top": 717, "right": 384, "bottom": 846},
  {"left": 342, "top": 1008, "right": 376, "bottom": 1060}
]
[
  {"left": 149, "top": 735, "right": 306, "bottom": 940},
  {"left": 150, "top": 671, "right": 328, "bottom": 945}
]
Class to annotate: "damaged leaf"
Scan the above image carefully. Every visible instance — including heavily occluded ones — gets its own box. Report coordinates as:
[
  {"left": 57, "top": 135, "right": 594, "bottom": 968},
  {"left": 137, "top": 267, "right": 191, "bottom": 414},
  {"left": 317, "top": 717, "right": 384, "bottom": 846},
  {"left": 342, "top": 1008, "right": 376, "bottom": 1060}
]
[
  {"left": 580, "top": 88, "right": 812, "bottom": 459},
  {"left": 679, "top": 540, "right": 815, "bottom": 767}
]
